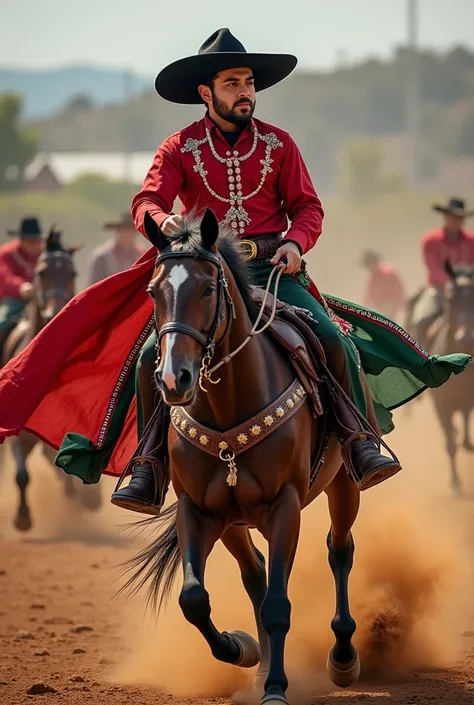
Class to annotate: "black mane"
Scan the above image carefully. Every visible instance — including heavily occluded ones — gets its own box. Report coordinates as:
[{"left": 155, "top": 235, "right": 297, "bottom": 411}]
[{"left": 165, "top": 214, "right": 258, "bottom": 320}]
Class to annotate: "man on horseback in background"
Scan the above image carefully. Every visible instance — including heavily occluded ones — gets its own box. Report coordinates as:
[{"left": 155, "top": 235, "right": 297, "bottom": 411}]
[
  {"left": 412, "top": 197, "right": 474, "bottom": 347},
  {"left": 0, "top": 217, "right": 43, "bottom": 356},
  {"left": 111, "top": 27, "right": 404, "bottom": 512}
]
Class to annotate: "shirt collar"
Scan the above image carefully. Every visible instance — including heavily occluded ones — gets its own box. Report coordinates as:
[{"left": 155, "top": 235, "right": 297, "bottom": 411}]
[
  {"left": 442, "top": 227, "right": 468, "bottom": 242},
  {"left": 203, "top": 112, "right": 255, "bottom": 145}
]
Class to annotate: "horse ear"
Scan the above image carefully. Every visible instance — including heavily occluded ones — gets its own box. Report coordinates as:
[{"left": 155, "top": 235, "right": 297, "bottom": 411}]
[
  {"left": 444, "top": 259, "right": 455, "bottom": 280},
  {"left": 200, "top": 208, "right": 219, "bottom": 251},
  {"left": 144, "top": 211, "right": 168, "bottom": 251},
  {"left": 46, "top": 225, "right": 61, "bottom": 251}
]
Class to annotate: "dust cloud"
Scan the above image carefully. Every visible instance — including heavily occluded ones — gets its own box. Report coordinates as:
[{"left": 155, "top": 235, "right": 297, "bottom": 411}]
[{"left": 114, "top": 397, "right": 474, "bottom": 697}]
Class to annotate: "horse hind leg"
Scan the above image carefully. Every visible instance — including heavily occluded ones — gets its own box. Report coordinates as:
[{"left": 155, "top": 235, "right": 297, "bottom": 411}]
[
  {"left": 177, "top": 496, "right": 260, "bottom": 668},
  {"left": 11, "top": 433, "right": 37, "bottom": 532},
  {"left": 325, "top": 465, "right": 361, "bottom": 688},
  {"left": 462, "top": 409, "right": 474, "bottom": 452},
  {"left": 221, "top": 525, "right": 269, "bottom": 691}
]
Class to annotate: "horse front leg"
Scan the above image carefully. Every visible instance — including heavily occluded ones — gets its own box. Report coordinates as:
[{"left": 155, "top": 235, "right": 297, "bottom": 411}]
[
  {"left": 325, "top": 465, "right": 361, "bottom": 688},
  {"left": 221, "top": 525, "right": 270, "bottom": 690},
  {"left": 259, "top": 485, "right": 301, "bottom": 705},
  {"left": 177, "top": 495, "right": 261, "bottom": 667},
  {"left": 435, "top": 403, "right": 460, "bottom": 495},
  {"left": 11, "top": 432, "right": 37, "bottom": 531}
]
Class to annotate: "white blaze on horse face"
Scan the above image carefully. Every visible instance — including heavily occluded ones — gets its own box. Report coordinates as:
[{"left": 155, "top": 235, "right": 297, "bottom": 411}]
[{"left": 161, "top": 264, "right": 189, "bottom": 391}]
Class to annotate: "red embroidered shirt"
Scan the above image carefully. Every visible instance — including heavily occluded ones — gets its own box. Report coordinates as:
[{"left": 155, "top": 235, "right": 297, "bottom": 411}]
[
  {"left": 0, "top": 239, "right": 39, "bottom": 299},
  {"left": 131, "top": 114, "right": 324, "bottom": 255},
  {"left": 422, "top": 227, "right": 474, "bottom": 287}
]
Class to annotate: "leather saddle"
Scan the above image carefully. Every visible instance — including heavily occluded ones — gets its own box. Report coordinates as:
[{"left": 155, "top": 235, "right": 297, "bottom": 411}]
[{"left": 250, "top": 286, "right": 326, "bottom": 418}]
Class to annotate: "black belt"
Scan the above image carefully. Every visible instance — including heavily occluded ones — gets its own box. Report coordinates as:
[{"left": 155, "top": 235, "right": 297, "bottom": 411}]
[{"left": 239, "top": 233, "right": 283, "bottom": 262}]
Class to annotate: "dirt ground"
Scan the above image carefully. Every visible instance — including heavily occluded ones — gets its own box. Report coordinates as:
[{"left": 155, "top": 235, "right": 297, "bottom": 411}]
[{"left": 1, "top": 396, "right": 474, "bottom": 705}]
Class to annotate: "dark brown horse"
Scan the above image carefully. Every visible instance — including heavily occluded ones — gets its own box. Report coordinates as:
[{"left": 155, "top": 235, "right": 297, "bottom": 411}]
[
  {"left": 125, "top": 210, "right": 371, "bottom": 702},
  {"left": 430, "top": 262, "right": 474, "bottom": 495},
  {"left": 1, "top": 229, "right": 102, "bottom": 531}
]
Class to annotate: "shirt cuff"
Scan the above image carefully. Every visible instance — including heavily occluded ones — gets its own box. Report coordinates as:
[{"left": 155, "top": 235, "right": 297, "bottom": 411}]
[
  {"left": 283, "top": 239, "right": 303, "bottom": 256},
  {"left": 284, "top": 230, "right": 308, "bottom": 255}
]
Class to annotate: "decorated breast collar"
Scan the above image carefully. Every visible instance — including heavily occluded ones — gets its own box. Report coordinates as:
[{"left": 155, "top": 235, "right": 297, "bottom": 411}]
[
  {"left": 181, "top": 125, "right": 283, "bottom": 236},
  {"left": 170, "top": 378, "right": 307, "bottom": 487}
]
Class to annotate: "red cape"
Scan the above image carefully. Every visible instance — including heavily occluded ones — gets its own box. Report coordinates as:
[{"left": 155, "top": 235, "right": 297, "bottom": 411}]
[{"left": 0, "top": 247, "right": 157, "bottom": 476}]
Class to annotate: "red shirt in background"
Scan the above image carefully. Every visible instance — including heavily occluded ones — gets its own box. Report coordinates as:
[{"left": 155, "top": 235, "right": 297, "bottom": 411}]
[
  {"left": 422, "top": 227, "right": 474, "bottom": 288},
  {"left": 363, "top": 262, "right": 406, "bottom": 319},
  {"left": 0, "top": 240, "right": 39, "bottom": 299}
]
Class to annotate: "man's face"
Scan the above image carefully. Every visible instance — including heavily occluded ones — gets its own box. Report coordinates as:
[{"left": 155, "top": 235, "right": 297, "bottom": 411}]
[
  {"left": 444, "top": 213, "right": 464, "bottom": 233},
  {"left": 20, "top": 238, "right": 43, "bottom": 257},
  {"left": 200, "top": 67, "right": 256, "bottom": 127},
  {"left": 116, "top": 226, "right": 137, "bottom": 247}
]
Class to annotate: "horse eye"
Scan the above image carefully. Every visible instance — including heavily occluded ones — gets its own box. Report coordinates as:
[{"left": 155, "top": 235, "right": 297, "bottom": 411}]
[
  {"left": 147, "top": 289, "right": 156, "bottom": 300},
  {"left": 202, "top": 285, "right": 215, "bottom": 298}
]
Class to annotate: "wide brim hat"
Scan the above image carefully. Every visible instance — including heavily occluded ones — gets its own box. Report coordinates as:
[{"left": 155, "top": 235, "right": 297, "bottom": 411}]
[
  {"left": 7, "top": 216, "right": 42, "bottom": 239},
  {"left": 432, "top": 197, "right": 474, "bottom": 218},
  {"left": 155, "top": 28, "right": 298, "bottom": 105},
  {"left": 103, "top": 212, "right": 136, "bottom": 229}
]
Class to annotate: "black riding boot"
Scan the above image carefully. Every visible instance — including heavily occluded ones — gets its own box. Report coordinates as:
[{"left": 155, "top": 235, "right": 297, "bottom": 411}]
[
  {"left": 322, "top": 335, "right": 401, "bottom": 491},
  {"left": 110, "top": 356, "right": 170, "bottom": 515}
]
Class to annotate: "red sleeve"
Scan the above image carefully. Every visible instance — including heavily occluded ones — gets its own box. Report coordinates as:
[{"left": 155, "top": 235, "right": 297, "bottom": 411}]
[
  {"left": 422, "top": 236, "right": 446, "bottom": 287},
  {"left": 278, "top": 135, "right": 324, "bottom": 255},
  {"left": 131, "top": 135, "right": 185, "bottom": 240},
  {"left": 0, "top": 252, "right": 24, "bottom": 298}
]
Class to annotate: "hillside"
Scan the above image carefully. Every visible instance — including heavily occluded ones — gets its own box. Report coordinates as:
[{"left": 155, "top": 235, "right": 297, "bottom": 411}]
[
  {"left": 26, "top": 46, "right": 474, "bottom": 191},
  {"left": 0, "top": 65, "right": 151, "bottom": 118}
]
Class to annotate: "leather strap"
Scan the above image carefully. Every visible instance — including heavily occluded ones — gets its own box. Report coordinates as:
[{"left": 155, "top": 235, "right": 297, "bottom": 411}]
[{"left": 170, "top": 379, "right": 307, "bottom": 457}]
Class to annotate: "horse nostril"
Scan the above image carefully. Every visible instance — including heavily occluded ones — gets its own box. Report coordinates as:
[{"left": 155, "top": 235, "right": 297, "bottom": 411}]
[{"left": 178, "top": 367, "right": 192, "bottom": 388}]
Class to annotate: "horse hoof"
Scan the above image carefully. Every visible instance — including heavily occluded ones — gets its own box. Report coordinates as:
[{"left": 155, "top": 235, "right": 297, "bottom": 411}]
[
  {"left": 13, "top": 514, "right": 32, "bottom": 532},
  {"left": 261, "top": 696, "right": 289, "bottom": 705},
  {"left": 227, "top": 630, "right": 261, "bottom": 668},
  {"left": 326, "top": 648, "right": 361, "bottom": 688}
]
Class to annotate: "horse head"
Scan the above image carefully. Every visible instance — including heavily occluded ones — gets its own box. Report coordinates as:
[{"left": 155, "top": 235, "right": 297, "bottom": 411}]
[
  {"left": 444, "top": 259, "right": 474, "bottom": 349},
  {"left": 145, "top": 209, "right": 236, "bottom": 405},
  {"left": 34, "top": 226, "right": 81, "bottom": 324}
]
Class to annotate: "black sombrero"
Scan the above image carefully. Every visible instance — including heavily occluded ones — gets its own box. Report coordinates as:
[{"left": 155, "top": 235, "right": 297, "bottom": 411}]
[
  {"left": 6, "top": 216, "right": 43, "bottom": 239},
  {"left": 432, "top": 197, "right": 474, "bottom": 218},
  {"left": 155, "top": 28, "right": 298, "bottom": 105}
]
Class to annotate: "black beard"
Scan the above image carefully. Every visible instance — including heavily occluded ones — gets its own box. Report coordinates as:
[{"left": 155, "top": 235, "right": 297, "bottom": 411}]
[{"left": 211, "top": 94, "right": 255, "bottom": 126}]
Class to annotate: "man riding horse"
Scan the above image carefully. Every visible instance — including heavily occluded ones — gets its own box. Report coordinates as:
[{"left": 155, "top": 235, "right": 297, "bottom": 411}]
[
  {"left": 412, "top": 197, "right": 474, "bottom": 347},
  {"left": 0, "top": 30, "right": 470, "bottom": 509},
  {"left": 111, "top": 29, "right": 470, "bottom": 513},
  {"left": 0, "top": 217, "right": 43, "bottom": 358}
]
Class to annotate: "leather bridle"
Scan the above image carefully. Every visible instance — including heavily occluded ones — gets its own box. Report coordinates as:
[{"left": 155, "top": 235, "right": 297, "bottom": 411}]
[{"left": 151, "top": 250, "right": 236, "bottom": 380}]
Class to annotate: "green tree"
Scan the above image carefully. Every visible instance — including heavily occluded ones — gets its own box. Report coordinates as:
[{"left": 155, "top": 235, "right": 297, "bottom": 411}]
[{"left": 0, "top": 93, "right": 38, "bottom": 191}]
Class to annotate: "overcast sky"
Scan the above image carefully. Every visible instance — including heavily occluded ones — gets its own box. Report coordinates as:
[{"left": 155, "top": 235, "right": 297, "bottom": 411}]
[{"left": 2, "top": 0, "right": 474, "bottom": 74}]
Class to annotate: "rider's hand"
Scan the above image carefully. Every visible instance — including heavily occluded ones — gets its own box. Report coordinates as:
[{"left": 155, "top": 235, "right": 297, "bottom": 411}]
[
  {"left": 19, "top": 282, "right": 34, "bottom": 300},
  {"left": 270, "top": 241, "right": 302, "bottom": 274},
  {"left": 161, "top": 214, "right": 185, "bottom": 235}
]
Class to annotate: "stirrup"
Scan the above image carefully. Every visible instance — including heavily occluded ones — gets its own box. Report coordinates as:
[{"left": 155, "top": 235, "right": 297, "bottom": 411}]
[{"left": 110, "top": 455, "right": 168, "bottom": 516}]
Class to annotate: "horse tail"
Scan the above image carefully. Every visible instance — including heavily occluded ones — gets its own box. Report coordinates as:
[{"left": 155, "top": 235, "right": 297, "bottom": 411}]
[{"left": 119, "top": 502, "right": 181, "bottom": 614}]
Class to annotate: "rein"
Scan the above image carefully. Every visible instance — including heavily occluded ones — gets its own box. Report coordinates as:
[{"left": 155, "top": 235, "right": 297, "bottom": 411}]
[{"left": 153, "top": 248, "right": 286, "bottom": 392}]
